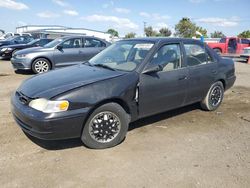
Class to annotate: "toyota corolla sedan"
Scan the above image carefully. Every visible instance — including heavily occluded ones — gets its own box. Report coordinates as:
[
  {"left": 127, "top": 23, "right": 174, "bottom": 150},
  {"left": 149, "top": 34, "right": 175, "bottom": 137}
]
[{"left": 11, "top": 38, "right": 236, "bottom": 149}]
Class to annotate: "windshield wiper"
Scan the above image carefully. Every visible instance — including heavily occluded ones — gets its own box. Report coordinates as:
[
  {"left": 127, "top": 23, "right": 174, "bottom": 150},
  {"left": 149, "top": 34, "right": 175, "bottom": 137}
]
[
  {"left": 93, "top": 64, "right": 116, "bottom": 71},
  {"left": 82, "top": 61, "right": 93, "bottom": 66}
]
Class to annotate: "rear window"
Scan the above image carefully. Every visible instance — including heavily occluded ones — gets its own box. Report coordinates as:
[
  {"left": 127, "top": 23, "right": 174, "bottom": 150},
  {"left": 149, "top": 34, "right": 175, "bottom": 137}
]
[
  {"left": 241, "top": 39, "right": 250, "bottom": 44},
  {"left": 219, "top": 38, "right": 226, "bottom": 43}
]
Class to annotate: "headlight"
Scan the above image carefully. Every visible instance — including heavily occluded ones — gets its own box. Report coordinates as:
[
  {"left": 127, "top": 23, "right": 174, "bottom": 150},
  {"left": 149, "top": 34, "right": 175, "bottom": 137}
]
[
  {"left": 1, "top": 48, "right": 7, "bottom": 52},
  {"left": 16, "top": 54, "right": 27, "bottom": 58},
  {"left": 28, "top": 98, "right": 69, "bottom": 113}
]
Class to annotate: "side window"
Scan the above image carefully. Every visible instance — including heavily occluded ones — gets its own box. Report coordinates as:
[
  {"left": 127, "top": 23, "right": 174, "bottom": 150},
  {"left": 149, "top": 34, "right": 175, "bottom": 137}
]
[
  {"left": 241, "top": 39, "right": 250, "bottom": 44},
  {"left": 84, "top": 38, "right": 106, "bottom": 48},
  {"left": 15, "top": 37, "right": 24, "bottom": 42},
  {"left": 184, "top": 44, "right": 209, "bottom": 66},
  {"left": 150, "top": 44, "right": 181, "bottom": 72},
  {"left": 61, "top": 38, "right": 82, "bottom": 48},
  {"left": 37, "top": 40, "right": 47, "bottom": 46}
]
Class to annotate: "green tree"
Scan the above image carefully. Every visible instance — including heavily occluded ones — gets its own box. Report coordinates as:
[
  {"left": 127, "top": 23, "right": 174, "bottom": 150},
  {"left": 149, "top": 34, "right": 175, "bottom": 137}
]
[
  {"left": 175, "top": 17, "right": 207, "bottom": 38},
  {"left": 144, "top": 26, "right": 157, "bottom": 37},
  {"left": 196, "top": 26, "right": 208, "bottom": 38},
  {"left": 107, "top": 28, "right": 119, "bottom": 37},
  {"left": 210, "top": 31, "right": 226, "bottom": 38},
  {"left": 238, "top": 30, "right": 250, "bottom": 38},
  {"left": 125, "top": 32, "right": 136, "bottom": 38},
  {"left": 159, "top": 27, "right": 172, "bottom": 37}
]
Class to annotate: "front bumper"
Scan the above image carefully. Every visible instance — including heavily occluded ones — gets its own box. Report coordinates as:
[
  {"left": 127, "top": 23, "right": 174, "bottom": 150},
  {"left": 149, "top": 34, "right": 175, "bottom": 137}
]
[
  {"left": 11, "top": 92, "right": 90, "bottom": 140},
  {"left": 11, "top": 56, "right": 32, "bottom": 70},
  {"left": 0, "top": 51, "right": 12, "bottom": 59}
]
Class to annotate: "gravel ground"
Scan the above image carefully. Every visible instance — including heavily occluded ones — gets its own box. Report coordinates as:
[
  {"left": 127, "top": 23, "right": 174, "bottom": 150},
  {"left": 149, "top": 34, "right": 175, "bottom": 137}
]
[{"left": 0, "top": 60, "right": 250, "bottom": 188}]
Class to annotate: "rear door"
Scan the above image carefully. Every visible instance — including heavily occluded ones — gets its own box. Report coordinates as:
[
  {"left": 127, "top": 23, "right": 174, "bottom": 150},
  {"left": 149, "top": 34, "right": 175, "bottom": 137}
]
[
  {"left": 79, "top": 37, "right": 106, "bottom": 61},
  {"left": 183, "top": 42, "right": 218, "bottom": 104},
  {"left": 53, "top": 37, "right": 83, "bottom": 67}
]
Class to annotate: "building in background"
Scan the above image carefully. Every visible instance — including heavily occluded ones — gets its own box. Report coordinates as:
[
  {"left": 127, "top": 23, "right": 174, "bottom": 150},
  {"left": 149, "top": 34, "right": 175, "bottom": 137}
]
[{"left": 16, "top": 25, "right": 112, "bottom": 42}]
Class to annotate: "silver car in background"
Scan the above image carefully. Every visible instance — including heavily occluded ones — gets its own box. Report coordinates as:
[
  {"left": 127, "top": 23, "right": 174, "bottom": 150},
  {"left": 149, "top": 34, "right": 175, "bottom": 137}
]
[{"left": 11, "top": 36, "right": 110, "bottom": 73}]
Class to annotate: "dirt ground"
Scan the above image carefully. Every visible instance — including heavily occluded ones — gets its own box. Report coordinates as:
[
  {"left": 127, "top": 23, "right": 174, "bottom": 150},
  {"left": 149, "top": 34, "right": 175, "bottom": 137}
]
[{"left": 0, "top": 59, "right": 250, "bottom": 188}]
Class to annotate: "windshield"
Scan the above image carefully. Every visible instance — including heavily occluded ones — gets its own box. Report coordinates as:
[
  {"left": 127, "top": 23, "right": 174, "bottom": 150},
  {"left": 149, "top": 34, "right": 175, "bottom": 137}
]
[
  {"left": 27, "top": 39, "right": 40, "bottom": 45},
  {"left": 89, "top": 40, "right": 154, "bottom": 71},
  {"left": 44, "top": 38, "right": 62, "bottom": 48}
]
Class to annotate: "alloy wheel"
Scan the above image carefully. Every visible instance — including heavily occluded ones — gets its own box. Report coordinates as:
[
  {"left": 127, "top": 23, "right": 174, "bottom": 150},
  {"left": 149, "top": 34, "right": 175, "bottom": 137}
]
[{"left": 89, "top": 111, "right": 121, "bottom": 143}]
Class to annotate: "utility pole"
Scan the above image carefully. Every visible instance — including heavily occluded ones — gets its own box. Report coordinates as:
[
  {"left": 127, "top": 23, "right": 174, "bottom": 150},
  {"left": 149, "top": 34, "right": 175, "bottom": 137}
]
[{"left": 143, "top": 21, "right": 147, "bottom": 37}]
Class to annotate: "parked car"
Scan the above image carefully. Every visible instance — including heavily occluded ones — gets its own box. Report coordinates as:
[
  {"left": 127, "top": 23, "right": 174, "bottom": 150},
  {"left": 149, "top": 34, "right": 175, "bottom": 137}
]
[
  {"left": 0, "top": 36, "right": 34, "bottom": 47},
  {"left": 0, "top": 32, "right": 32, "bottom": 40},
  {"left": 0, "top": 38, "right": 53, "bottom": 60},
  {"left": 11, "top": 36, "right": 110, "bottom": 74},
  {"left": 11, "top": 38, "right": 236, "bottom": 149},
  {"left": 206, "top": 37, "right": 250, "bottom": 54},
  {"left": 240, "top": 47, "right": 250, "bottom": 63}
]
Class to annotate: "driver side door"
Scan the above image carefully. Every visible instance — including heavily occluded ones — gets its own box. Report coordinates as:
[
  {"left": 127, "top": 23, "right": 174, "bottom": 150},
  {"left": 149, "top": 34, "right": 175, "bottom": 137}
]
[
  {"left": 53, "top": 37, "right": 83, "bottom": 67},
  {"left": 138, "top": 43, "right": 188, "bottom": 118}
]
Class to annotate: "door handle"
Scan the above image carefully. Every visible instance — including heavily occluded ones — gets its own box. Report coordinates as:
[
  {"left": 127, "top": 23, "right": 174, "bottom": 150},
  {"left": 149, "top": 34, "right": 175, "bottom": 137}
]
[{"left": 178, "top": 75, "right": 187, "bottom": 80}]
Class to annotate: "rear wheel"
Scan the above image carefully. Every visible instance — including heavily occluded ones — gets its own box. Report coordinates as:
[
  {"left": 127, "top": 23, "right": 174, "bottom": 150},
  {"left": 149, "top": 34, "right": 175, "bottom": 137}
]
[
  {"left": 32, "top": 58, "right": 51, "bottom": 74},
  {"left": 213, "top": 48, "right": 222, "bottom": 55},
  {"left": 81, "top": 103, "right": 130, "bottom": 149},
  {"left": 200, "top": 81, "right": 224, "bottom": 111}
]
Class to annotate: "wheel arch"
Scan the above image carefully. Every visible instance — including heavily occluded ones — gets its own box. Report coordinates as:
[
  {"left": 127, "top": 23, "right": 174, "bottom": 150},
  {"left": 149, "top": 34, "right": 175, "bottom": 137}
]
[
  {"left": 31, "top": 56, "right": 53, "bottom": 69},
  {"left": 81, "top": 98, "right": 132, "bottom": 132},
  {"left": 217, "top": 79, "right": 226, "bottom": 89}
]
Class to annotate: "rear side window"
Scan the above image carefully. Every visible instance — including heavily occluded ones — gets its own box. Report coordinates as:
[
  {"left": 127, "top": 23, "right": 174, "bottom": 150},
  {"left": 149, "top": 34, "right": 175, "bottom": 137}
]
[
  {"left": 184, "top": 44, "right": 212, "bottom": 66},
  {"left": 84, "top": 38, "right": 106, "bottom": 48}
]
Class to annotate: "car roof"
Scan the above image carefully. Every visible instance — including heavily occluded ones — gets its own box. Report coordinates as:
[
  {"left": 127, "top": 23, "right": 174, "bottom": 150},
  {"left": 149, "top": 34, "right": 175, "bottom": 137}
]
[
  {"left": 58, "top": 35, "right": 103, "bottom": 40},
  {"left": 121, "top": 37, "right": 203, "bottom": 44}
]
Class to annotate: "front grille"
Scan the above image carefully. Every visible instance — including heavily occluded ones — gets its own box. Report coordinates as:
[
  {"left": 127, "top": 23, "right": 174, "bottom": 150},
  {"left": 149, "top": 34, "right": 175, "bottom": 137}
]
[{"left": 16, "top": 91, "right": 32, "bottom": 105}]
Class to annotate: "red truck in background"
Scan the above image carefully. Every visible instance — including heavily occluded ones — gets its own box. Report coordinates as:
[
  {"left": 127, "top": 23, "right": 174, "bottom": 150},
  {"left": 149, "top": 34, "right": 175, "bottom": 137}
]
[{"left": 206, "top": 37, "right": 250, "bottom": 54}]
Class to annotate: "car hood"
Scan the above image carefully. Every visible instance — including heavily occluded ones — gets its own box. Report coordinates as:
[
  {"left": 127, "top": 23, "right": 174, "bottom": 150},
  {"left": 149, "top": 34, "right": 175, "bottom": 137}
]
[
  {"left": 17, "top": 64, "right": 126, "bottom": 99},
  {"left": 15, "top": 46, "right": 52, "bottom": 55}
]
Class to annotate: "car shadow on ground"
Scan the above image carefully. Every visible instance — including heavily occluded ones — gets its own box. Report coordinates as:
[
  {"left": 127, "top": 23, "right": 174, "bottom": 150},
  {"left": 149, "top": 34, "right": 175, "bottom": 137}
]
[
  {"left": 25, "top": 103, "right": 201, "bottom": 150},
  {"left": 15, "top": 70, "right": 34, "bottom": 75}
]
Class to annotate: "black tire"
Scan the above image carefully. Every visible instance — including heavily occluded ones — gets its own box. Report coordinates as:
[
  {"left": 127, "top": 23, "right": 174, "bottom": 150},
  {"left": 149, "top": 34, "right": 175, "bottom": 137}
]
[
  {"left": 213, "top": 48, "right": 222, "bottom": 55},
  {"left": 32, "top": 58, "right": 51, "bottom": 74},
  {"left": 200, "top": 81, "right": 224, "bottom": 111},
  {"left": 81, "top": 103, "right": 130, "bottom": 149}
]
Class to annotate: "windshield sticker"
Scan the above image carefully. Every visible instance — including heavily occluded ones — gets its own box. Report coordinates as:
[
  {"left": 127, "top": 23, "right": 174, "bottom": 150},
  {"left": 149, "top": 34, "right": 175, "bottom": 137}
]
[{"left": 134, "top": 43, "right": 153, "bottom": 49}]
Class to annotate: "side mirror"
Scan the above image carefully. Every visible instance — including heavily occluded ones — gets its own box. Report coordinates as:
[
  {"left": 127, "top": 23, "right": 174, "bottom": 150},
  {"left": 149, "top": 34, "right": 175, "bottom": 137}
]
[
  {"left": 56, "top": 45, "right": 63, "bottom": 50},
  {"left": 35, "top": 43, "right": 40, "bottom": 47},
  {"left": 142, "top": 65, "right": 163, "bottom": 74}
]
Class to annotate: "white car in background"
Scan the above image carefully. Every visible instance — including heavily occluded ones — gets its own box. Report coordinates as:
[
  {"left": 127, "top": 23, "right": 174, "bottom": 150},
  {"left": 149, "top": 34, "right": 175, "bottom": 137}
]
[{"left": 240, "top": 47, "right": 250, "bottom": 63}]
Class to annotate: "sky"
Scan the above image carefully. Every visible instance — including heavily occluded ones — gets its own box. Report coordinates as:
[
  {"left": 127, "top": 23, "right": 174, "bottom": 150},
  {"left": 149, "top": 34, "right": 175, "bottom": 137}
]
[{"left": 0, "top": 0, "right": 249, "bottom": 37}]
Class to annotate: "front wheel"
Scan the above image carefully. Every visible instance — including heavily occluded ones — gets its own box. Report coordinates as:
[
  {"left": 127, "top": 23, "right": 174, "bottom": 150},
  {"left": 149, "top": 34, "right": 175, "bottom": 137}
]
[
  {"left": 200, "top": 81, "right": 224, "bottom": 111},
  {"left": 81, "top": 103, "right": 130, "bottom": 149},
  {"left": 32, "top": 58, "right": 51, "bottom": 74}
]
